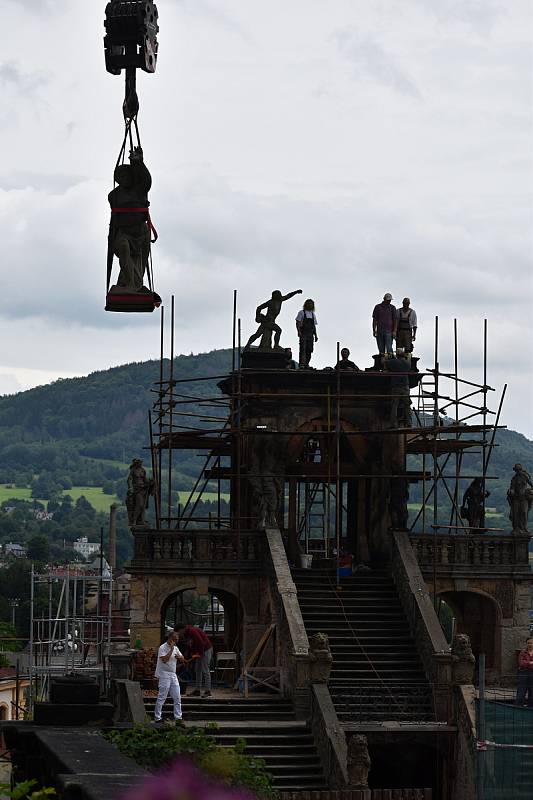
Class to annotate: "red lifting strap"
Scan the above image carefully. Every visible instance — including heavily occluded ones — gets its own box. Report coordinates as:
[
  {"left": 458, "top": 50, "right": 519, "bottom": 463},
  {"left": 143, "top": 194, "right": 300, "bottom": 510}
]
[{"left": 111, "top": 207, "right": 159, "bottom": 243}]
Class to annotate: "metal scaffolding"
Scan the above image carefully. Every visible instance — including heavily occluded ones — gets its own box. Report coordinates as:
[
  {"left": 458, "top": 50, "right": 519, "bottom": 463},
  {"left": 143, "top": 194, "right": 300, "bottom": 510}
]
[
  {"left": 146, "top": 299, "right": 505, "bottom": 557},
  {"left": 28, "top": 565, "right": 113, "bottom": 710}
]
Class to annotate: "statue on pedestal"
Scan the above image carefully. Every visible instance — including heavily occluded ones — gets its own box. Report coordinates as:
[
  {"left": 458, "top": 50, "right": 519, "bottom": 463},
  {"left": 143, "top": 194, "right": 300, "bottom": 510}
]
[
  {"left": 126, "top": 458, "right": 154, "bottom": 528},
  {"left": 461, "top": 478, "right": 490, "bottom": 533},
  {"left": 507, "top": 464, "right": 533, "bottom": 533},
  {"left": 245, "top": 289, "right": 302, "bottom": 350},
  {"left": 248, "top": 437, "right": 284, "bottom": 529}
]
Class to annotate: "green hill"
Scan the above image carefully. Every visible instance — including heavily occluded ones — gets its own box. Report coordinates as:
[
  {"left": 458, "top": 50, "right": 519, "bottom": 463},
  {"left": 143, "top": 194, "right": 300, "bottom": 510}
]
[
  {"left": 0, "top": 348, "right": 231, "bottom": 491},
  {"left": 0, "top": 348, "right": 530, "bottom": 557}
]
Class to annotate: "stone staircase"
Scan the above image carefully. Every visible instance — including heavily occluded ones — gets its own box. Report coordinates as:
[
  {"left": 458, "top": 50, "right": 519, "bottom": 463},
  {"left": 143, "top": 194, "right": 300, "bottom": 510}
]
[
  {"left": 293, "top": 564, "right": 435, "bottom": 723},
  {"left": 143, "top": 695, "right": 328, "bottom": 792}
]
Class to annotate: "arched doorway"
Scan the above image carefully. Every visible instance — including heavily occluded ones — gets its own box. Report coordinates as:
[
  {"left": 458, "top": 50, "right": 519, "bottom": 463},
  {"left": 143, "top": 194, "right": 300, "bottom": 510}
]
[
  {"left": 439, "top": 590, "right": 501, "bottom": 675},
  {"left": 160, "top": 587, "right": 242, "bottom": 659}
]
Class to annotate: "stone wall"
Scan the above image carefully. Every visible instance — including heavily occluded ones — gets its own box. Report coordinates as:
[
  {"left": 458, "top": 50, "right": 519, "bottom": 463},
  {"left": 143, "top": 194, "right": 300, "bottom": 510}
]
[
  {"left": 432, "top": 576, "right": 531, "bottom": 679},
  {"left": 451, "top": 686, "right": 476, "bottom": 800},
  {"left": 129, "top": 571, "right": 272, "bottom": 657}
]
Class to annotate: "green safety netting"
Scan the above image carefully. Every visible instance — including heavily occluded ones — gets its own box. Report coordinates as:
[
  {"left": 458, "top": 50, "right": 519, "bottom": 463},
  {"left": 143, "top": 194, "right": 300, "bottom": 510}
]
[{"left": 477, "top": 699, "right": 533, "bottom": 799}]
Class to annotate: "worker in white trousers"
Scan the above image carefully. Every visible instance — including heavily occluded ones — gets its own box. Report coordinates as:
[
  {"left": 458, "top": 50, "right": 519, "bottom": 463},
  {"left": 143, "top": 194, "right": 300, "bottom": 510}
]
[{"left": 154, "top": 628, "right": 185, "bottom": 723}]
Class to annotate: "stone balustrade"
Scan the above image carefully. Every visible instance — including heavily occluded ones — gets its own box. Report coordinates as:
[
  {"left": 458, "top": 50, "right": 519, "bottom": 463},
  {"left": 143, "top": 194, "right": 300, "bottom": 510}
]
[
  {"left": 131, "top": 529, "right": 265, "bottom": 573},
  {"left": 409, "top": 533, "right": 531, "bottom": 574}
]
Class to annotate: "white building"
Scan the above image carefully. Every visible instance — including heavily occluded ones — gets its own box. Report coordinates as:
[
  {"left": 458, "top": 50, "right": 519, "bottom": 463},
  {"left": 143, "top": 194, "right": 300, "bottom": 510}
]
[
  {"left": 73, "top": 537, "right": 100, "bottom": 559},
  {"left": 4, "top": 543, "right": 26, "bottom": 559}
]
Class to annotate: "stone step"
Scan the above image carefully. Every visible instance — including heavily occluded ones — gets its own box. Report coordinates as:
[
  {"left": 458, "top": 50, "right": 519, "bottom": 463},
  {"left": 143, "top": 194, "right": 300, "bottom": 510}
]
[
  {"left": 143, "top": 696, "right": 327, "bottom": 791},
  {"left": 328, "top": 655, "right": 421, "bottom": 665},
  {"left": 145, "top": 706, "right": 297, "bottom": 721}
]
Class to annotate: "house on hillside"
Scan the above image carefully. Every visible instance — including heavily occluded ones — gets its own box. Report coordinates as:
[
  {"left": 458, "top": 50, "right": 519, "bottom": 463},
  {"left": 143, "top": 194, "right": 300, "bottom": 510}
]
[
  {"left": 72, "top": 537, "right": 100, "bottom": 559},
  {"left": 4, "top": 543, "right": 26, "bottom": 559}
]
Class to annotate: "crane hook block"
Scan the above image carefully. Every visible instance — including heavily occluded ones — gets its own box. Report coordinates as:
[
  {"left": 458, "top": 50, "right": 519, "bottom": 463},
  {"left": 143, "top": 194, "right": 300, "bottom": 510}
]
[{"left": 104, "top": 1, "right": 159, "bottom": 76}]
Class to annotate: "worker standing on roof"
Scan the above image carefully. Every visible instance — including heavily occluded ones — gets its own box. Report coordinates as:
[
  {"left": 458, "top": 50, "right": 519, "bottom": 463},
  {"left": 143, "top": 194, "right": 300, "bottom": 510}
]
[
  {"left": 372, "top": 293, "right": 397, "bottom": 356},
  {"left": 396, "top": 298, "right": 417, "bottom": 353},
  {"left": 296, "top": 298, "right": 318, "bottom": 369}
]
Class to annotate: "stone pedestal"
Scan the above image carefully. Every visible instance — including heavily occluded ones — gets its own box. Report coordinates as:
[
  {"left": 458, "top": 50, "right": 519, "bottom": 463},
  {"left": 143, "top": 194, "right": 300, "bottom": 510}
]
[
  {"left": 109, "top": 651, "right": 135, "bottom": 681},
  {"left": 241, "top": 347, "right": 293, "bottom": 370}
]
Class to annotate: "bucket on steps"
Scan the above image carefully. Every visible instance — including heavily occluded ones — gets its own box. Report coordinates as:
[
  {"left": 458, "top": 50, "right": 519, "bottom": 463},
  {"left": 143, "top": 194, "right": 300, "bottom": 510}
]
[{"left": 299, "top": 553, "right": 313, "bottom": 569}]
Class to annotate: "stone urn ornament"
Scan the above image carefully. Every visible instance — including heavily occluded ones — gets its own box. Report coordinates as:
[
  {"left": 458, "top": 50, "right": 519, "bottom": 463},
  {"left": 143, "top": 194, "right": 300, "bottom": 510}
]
[
  {"left": 451, "top": 633, "right": 476, "bottom": 685},
  {"left": 308, "top": 632, "right": 333, "bottom": 683}
]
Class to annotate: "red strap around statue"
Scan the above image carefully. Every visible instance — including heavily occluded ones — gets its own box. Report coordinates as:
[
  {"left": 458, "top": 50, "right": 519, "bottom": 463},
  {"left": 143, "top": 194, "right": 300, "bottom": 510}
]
[{"left": 111, "top": 207, "right": 159, "bottom": 243}]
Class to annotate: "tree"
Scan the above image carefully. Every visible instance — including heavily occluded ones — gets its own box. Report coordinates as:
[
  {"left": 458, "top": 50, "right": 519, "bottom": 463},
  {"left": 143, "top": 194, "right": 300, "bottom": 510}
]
[{"left": 27, "top": 535, "right": 50, "bottom": 563}]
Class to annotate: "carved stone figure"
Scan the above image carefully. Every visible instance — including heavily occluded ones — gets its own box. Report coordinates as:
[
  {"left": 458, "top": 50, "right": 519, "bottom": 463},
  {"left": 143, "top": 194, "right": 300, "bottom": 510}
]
[
  {"left": 126, "top": 458, "right": 154, "bottom": 528},
  {"left": 108, "top": 147, "right": 153, "bottom": 293},
  {"left": 347, "top": 734, "right": 371, "bottom": 789},
  {"left": 507, "top": 464, "right": 533, "bottom": 533},
  {"left": 390, "top": 477, "right": 409, "bottom": 530},
  {"left": 248, "top": 436, "right": 284, "bottom": 529},
  {"left": 245, "top": 289, "right": 302, "bottom": 351},
  {"left": 308, "top": 632, "right": 333, "bottom": 683},
  {"left": 461, "top": 478, "right": 490, "bottom": 533},
  {"left": 451, "top": 633, "right": 476, "bottom": 685}
]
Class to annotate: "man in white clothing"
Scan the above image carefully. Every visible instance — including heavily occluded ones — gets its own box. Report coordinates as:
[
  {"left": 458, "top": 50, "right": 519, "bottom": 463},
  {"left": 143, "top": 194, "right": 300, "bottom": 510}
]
[
  {"left": 154, "top": 628, "right": 185, "bottom": 723},
  {"left": 395, "top": 298, "right": 417, "bottom": 353}
]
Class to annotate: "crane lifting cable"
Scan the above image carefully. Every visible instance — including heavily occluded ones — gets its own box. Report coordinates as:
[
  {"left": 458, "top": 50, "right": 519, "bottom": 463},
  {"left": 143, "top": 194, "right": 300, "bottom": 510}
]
[{"left": 103, "top": 1, "right": 161, "bottom": 313}]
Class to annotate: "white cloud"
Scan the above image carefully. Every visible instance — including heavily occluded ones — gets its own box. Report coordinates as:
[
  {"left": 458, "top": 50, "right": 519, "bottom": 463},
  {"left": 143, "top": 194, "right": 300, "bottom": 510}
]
[
  {"left": 0, "top": 0, "right": 531, "bottom": 438},
  {"left": 335, "top": 29, "right": 422, "bottom": 99}
]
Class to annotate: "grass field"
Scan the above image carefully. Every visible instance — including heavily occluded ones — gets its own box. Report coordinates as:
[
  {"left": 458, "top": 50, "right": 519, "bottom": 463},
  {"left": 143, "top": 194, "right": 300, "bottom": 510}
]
[
  {"left": 176, "top": 491, "right": 231, "bottom": 504},
  {"left": 0, "top": 484, "right": 121, "bottom": 513}
]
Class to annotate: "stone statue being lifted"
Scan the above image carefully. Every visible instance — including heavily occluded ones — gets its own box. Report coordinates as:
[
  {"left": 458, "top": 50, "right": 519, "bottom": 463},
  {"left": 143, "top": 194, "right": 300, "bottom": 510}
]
[
  {"left": 245, "top": 289, "right": 302, "bottom": 350},
  {"left": 108, "top": 147, "right": 154, "bottom": 295},
  {"left": 126, "top": 458, "right": 155, "bottom": 528},
  {"left": 347, "top": 734, "right": 371, "bottom": 789},
  {"left": 507, "top": 463, "right": 533, "bottom": 534}
]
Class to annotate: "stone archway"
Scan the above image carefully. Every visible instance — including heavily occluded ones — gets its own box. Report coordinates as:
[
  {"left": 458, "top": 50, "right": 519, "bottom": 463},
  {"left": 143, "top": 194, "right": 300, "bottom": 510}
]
[
  {"left": 438, "top": 590, "right": 502, "bottom": 675},
  {"left": 160, "top": 585, "right": 243, "bottom": 657}
]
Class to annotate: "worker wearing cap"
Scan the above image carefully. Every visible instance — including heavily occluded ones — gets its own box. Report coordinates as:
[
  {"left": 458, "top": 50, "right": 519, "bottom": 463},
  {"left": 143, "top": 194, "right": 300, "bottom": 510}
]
[
  {"left": 395, "top": 298, "right": 417, "bottom": 353},
  {"left": 372, "top": 293, "right": 397, "bottom": 355}
]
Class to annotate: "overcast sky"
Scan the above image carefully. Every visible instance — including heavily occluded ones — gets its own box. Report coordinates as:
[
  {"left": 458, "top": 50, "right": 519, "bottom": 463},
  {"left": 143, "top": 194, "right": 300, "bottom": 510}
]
[{"left": 1, "top": 0, "right": 532, "bottom": 436}]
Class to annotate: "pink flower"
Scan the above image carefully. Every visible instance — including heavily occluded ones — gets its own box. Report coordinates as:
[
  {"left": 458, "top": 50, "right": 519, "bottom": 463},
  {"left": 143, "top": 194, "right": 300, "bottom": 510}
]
[{"left": 124, "top": 759, "right": 256, "bottom": 800}]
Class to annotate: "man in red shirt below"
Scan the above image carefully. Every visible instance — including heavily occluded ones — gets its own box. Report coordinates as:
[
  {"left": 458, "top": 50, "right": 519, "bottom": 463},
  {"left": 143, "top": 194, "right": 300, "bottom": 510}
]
[
  {"left": 516, "top": 637, "right": 533, "bottom": 706},
  {"left": 176, "top": 624, "right": 213, "bottom": 698}
]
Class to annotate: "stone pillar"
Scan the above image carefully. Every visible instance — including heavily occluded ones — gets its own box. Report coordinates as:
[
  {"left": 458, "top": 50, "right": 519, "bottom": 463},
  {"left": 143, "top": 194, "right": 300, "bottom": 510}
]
[{"left": 109, "top": 503, "right": 118, "bottom": 571}]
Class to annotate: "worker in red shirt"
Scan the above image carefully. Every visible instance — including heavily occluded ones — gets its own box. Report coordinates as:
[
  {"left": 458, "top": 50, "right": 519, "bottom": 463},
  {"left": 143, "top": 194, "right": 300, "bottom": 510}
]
[
  {"left": 516, "top": 637, "right": 533, "bottom": 706},
  {"left": 176, "top": 624, "right": 213, "bottom": 698}
]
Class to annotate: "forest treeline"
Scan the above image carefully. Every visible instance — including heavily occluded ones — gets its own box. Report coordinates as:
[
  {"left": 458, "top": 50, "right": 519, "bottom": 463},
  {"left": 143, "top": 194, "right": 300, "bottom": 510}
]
[{"left": 0, "top": 347, "right": 530, "bottom": 563}]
